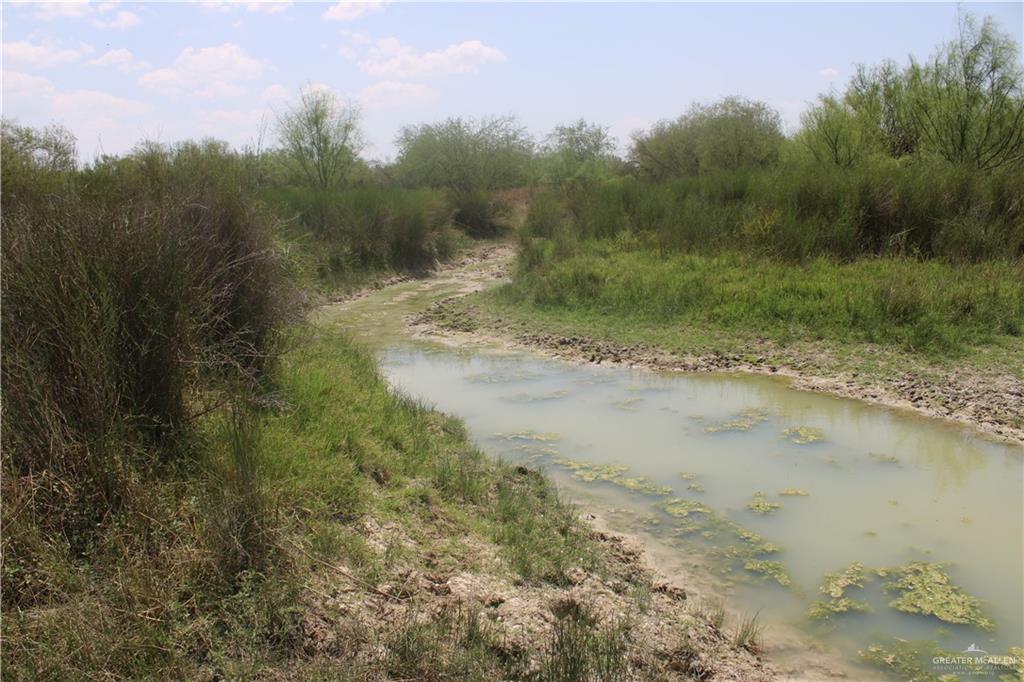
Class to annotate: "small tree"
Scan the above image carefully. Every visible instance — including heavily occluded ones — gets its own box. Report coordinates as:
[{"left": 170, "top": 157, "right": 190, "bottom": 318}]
[
  {"left": 394, "top": 115, "right": 534, "bottom": 194},
  {"left": 799, "top": 94, "right": 877, "bottom": 167},
  {"left": 801, "top": 12, "right": 1024, "bottom": 171},
  {"left": 276, "top": 88, "right": 364, "bottom": 190},
  {"left": 906, "top": 13, "right": 1024, "bottom": 170},
  {"left": 0, "top": 119, "right": 77, "bottom": 172},
  {"left": 540, "top": 118, "right": 619, "bottom": 187},
  {"left": 1, "top": 119, "right": 77, "bottom": 205},
  {"left": 629, "top": 97, "right": 783, "bottom": 180}
]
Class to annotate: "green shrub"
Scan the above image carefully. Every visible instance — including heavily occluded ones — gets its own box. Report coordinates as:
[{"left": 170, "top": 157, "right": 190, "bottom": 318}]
[
  {"left": 264, "top": 185, "right": 460, "bottom": 283},
  {"left": 451, "top": 189, "right": 510, "bottom": 237},
  {"left": 1, "top": 136, "right": 297, "bottom": 564}
]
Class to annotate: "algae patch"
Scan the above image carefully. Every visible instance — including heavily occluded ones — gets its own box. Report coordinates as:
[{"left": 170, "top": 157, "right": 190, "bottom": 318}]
[
  {"left": 687, "top": 482, "right": 705, "bottom": 493},
  {"left": 466, "top": 368, "right": 540, "bottom": 384},
  {"left": 551, "top": 458, "right": 671, "bottom": 496},
  {"left": 504, "top": 389, "right": 570, "bottom": 403},
  {"left": 658, "top": 497, "right": 711, "bottom": 518},
  {"left": 782, "top": 426, "right": 824, "bottom": 444},
  {"left": 748, "top": 492, "right": 781, "bottom": 515},
  {"left": 495, "top": 430, "right": 561, "bottom": 443},
  {"left": 778, "top": 488, "right": 809, "bottom": 496},
  {"left": 868, "top": 452, "right": 900, "bottom": 464},
  {"left": 616, "top": 477, "right": 673, "bottom": 496},
  {"left": 808, "top": 561, "right": 871, "bottom": 619},
  {"left": 883, "top": 561, "right": 995, "bottom": 631},
  {"left": 744, "top": 559, "right": 792, "bottom": 587},
  {"left": 611, "top": 396, "right": 643, "bottom": 411},
  {"left": 702, "top": 407, "right": 769, "bottom": 433},
  {"left": 859, "top": 639, "right": 964, "bottom": 682}
]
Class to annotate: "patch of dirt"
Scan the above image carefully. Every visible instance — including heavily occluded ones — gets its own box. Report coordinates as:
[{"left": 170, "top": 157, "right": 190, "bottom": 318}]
[
  {"left": 407, "top": 247, "right": 1024, "bottom": 447},
  {"left": 296, "top": 511, "right": 779, "bottom": 680}
]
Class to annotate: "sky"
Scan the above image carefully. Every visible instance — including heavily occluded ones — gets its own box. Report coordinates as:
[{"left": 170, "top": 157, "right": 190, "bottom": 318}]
[{"left": 2, "top": 1, "right": 1022, "bottom": 162}]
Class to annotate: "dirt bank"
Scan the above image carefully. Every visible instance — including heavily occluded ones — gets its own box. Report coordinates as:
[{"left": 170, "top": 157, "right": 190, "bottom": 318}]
[
  {"left": 408, "top": 244, "right": 1024, "bottom": 448},
  {"left": 298, "top": 501, "right": 778, "bottom": 680}
]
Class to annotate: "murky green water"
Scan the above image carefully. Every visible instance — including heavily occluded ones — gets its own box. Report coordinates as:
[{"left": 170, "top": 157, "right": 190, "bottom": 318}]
[{"left": 323, "top": 274, "right": 1023, "bottom": 680}]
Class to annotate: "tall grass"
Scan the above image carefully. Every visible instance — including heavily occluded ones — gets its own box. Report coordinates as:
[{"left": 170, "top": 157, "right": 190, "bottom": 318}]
[
  {"left": 2, "top": 141, "right": 298, "bottom": 564},
  {"left": 507, "top": 247, "right": 1024, "bottom": 354},
  {"left": 263, "top": 185, "right": 463, "bottom": 287},
  {"left": 525, "top": 161, "right": 1024, "bottom": 263}
]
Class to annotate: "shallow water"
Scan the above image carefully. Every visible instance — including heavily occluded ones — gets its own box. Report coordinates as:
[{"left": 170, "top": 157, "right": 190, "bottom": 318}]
[{"left": 323, "top": 273, "right": 1023, "bottom": 679}]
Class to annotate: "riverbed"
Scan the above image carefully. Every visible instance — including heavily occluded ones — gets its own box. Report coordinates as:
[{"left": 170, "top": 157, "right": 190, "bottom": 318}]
[{"left": 321, "top": 250, "right": 1023, "bottom": 680}]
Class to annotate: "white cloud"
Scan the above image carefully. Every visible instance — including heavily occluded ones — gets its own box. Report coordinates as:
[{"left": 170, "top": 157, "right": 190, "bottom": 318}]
[
  {"left": 245, "top": 1, "right": 292, "bottom": 13},
  {"left": 359, "top": 37, "right": 505, "bottom": 78},
  {"left": 138, "top": 43, "right": 268, "bottom": 98},
  {"left": 341, "top": 30, "right": 371, "bottom": 45},
  {"left": 3, "top": 69, "right": 151, "bottom": 127},
  {"left": 322, "top": 1, "right": 386, "bottom": 22},
  {"left": 1, "top": 39, "right": 92, "bottom": 70},
  {"left": 358, "top": 80, "right": 438, "bottom": 109},
  {"left": 87, "top": 48, "right": 150, "bottom": 73},
  {"left": 28, "top": 1, "right": 120, "bottom": 20},
  {"left": 93, "top": 10, "right": 140, "bottom": 29},
  {"left": 818, "top": 67, "right": 839, "bottom": 78},
  {"left": 259, "top": 83, "right": 290, "bottom": 103},
  {"left": 337, "top": 30, "right": 371, "bottom": 60},
  {"left": 33, "top": 2, "right": 97, "bottom": 20},
  {"left": 200, "top": 1, "right": 293, "bottom": 13}
]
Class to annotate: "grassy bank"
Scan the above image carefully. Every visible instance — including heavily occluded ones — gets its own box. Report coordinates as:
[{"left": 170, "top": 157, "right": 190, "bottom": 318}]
[
  {"left": 3, "top": 328, "right": 773, "bottom": 678},
  {"left": 505, "top": 244, "right": 1024, "bottom": 357}
]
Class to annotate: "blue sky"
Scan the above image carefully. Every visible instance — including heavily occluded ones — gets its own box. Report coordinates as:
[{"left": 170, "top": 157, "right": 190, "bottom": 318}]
[{"left": 3, "top": 1, "right": 1021, "bottom": 161}]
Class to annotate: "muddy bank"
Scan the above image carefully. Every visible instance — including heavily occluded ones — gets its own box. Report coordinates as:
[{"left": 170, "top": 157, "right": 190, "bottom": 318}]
[
  {"left": 406, "top": 248, "right": 1023, "bottom": 447},
  {"left": 298, "top": 491, "right": 778, "bottom": 680}
]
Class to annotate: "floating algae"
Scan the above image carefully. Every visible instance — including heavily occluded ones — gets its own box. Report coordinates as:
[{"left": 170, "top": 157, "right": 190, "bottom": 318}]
[
  {"left": 466, "top": 369, "right": 541, "bottom": 384},
  {"left": 659, "top": 497, "right": 712, "bottom": 518},
  {"left": 778, "top": 488, "right": 809, "bottom": 496},
  {"left": 511, "top": 443, "right": 561, "bottom": 462},
  {"left": 495, "top": 429, "right": 562, "bottom": 443},
  {"left": 859, "top": 639, "right": 965, "bottom": 682},
  {"left": 744, "top": 559, "right": 792, "bottom": 587},
  {"left": 687, "top": 482, "right": 706, "bottom": 493},
  {"left": 748, "top": 492, "right": 781, "bottom": 515},
  {"left": 678, "top": 472, "right": 698, "bottom": 481},
  {"left": 782, "top": 426, "right": 825, "bottom": 444},
  {"left": 868, "top": 452, "right": 900, "bottom": 464},
  {"left": 883, "top": 561, "right": 995, "bottom": 630},
  {"left": 610, "top": 396, "right": 643, "bottom": 411},
  {"left": 713, "top": 540, "right": 782, "bottom": 565},
  {"left": 553, "top": 458, "right": 629, "bottom": 483},
  {"left": 702, "top": 407, "right": 770, "bottom": 433},
  {"left": 550, "top": 458, "right": 671, "bottom": 496},
  {"left": 504, "top": 389, "right": 570, "bottom": 403},
  {"left": 808, "top": 561, "right": 871, "bottom": 619},
  {"left": 737, "top": 528, "right": 763, "bottom": 544},
  {"left": 616, "top": 477, "right": 673, "bottom": 496}
]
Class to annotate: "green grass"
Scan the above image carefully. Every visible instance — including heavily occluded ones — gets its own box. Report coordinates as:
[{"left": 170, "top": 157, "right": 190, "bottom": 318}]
[
  {"left": 2, "top": 328, "right": 608, "bottom": 678},
  {"left": 504, "top": 244, "right": 1024, "bottom": 357}
]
